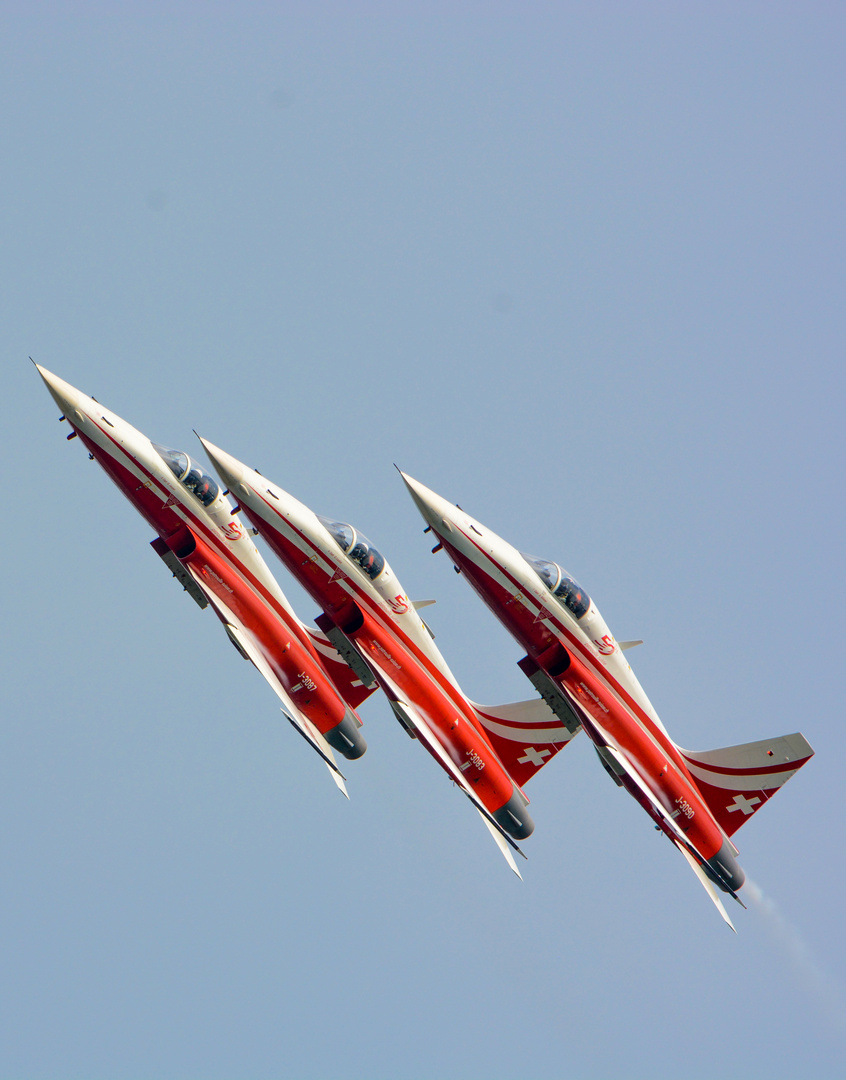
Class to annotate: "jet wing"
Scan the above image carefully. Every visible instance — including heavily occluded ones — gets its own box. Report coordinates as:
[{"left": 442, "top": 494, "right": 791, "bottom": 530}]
[
  {"left": 600, "top": 743, "right": 737, "bottom": 930},
  {"left": 192, "top": 577, "right": 350, "bottom": 797}
]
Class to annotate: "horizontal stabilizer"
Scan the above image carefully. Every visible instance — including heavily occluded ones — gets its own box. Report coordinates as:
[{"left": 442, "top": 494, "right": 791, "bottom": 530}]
[
  {"left": 619, "top": 640, "right": 643, "bottom": 652},
  {"left": 680, "top": 732, "right": 814, "bottom": 837},
  {"left": 385, "top": 692, "right": 527, "bottom": 875},
  {"left": 472, "top": 697, "right": 580, "bottom": 787},
  {"left": 225, "top": 617, "right": 350, "bottom": 796},
  {"left": 602, "top": 744, "right": 740, "bottom": 928},
  {"left": 674, "top": 840, "right": 736, "bottom": 932},
  {"left": 282, "top": 711, "right": 349, "bottom": 798},
  {"left": 478, "top": 809, "right": 522, "bottom": 879},
  {"left": 411, "top": 599, "right": 437, "bottom": 610}
]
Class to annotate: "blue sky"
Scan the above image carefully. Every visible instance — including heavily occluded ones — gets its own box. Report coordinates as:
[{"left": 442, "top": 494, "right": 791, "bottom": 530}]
[{"left": 3, "top": 4, "right": 845, "bottom": 1078}]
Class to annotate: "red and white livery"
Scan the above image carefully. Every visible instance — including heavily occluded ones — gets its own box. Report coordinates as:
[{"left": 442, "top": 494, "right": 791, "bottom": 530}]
[
  {"left": 36, "top": 365, "right": 374, "bottom": 794},
  {"left": 199, "top": 439, "right": 575, "bottom": 876},
  {"left": 400, "top": 472, "right": 814, "bottom": 929}
]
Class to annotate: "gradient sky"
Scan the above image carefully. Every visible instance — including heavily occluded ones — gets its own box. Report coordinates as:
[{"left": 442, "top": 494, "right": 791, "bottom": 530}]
[{"left": 3, "top": 4, "right": 845, "bottom": 1078}]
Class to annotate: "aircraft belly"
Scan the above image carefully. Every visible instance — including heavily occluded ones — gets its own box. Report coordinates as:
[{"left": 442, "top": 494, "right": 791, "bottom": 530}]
[
  {"left": 354, "top": 624, "right": 518, "bottom": 819},
  {"left": 442, "top": 542, "right": 730, "bottom": 860},
  {"left": 558, "top": 667, "right": 726, "bottom": 861}
]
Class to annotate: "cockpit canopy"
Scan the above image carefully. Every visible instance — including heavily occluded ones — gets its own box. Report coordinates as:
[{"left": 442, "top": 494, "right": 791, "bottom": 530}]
[
  {"left": 153, "top": 444, "right": 220, "bottom": 508},
  {"left": 522, "top": 554, "right": 590, "bottom": 620},
  {"left": 318, "top": 515, "right": 386, "bottom": 581}
]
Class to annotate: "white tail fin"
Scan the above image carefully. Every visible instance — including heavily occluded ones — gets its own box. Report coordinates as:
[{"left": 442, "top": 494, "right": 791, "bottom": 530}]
[
  {"left": 680, "top": 732, "right": 814, "bottom": 837},
  {"left": 471, "top": 697, "right": 581, "bottom": 787}
]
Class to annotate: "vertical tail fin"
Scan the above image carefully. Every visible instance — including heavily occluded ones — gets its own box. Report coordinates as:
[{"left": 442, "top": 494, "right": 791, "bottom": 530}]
[
  {"left": 470, "top": 698, "right": 581, "bottom": 788},
  {"left": 680, "top": 732, "right": 814, "bottom": 837}
]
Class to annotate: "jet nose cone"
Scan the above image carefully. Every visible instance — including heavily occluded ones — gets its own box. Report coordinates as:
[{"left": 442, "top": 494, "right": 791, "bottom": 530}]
[
  {"left": 398, "top": 471, "right": 453, "bottom": 530},
  {"left": 197, "top": 435, "right": 246, "bottom": 491},
  {"left": 34, "top": 364, "right": 85, "bottom": 417},
  {"left": 398, "top": 470, "right": 434, "bottom": 514}
]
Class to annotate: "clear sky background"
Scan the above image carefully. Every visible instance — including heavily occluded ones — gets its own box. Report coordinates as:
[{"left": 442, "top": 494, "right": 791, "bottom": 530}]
[{"left": 3, "top": 4, "right": 844, "bottom": 1078}]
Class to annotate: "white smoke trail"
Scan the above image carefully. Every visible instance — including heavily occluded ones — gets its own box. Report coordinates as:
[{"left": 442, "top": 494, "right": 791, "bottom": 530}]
[{"left": 745, "top": 877, "right": 846, "bottom": 1038}]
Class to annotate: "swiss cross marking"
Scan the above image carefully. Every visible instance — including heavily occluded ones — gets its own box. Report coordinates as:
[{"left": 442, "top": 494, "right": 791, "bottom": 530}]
[
  {"left": 518, "top": 746, "right": 551, "bottom": 767},
  {"left": 727, "top": 793, "right": 762, "bottom": 815}
]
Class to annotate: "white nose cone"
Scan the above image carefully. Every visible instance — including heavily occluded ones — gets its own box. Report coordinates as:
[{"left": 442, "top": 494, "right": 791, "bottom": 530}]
[
  {"left": 197, "top": 435, "right": 247, "bottom": 492},
  {"left": 34, "top": 363, "right": 85, "bottom": 417},
  {"left": 398, "top": 471, "right": 457, "bottom": 533}
]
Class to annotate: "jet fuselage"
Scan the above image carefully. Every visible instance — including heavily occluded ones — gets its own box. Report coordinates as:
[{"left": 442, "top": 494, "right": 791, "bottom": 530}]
[
  {"left": 199, "top": 442, "right": 535, "bottom": 841},
  {"left": 36, "top": 366, "right": 367, "bottom": 766},
  {"left": 400, "top": 474, "right": 747, "bottom": 894}
]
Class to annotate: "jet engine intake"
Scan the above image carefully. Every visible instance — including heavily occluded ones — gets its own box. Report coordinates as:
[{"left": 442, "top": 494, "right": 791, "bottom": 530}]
[{"left": 164, "top": 524, "right": 197, "bottom": 561}]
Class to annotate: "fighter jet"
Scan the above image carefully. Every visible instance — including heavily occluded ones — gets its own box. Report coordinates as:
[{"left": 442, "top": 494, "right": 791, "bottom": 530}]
[
  {"left": 199, "top": 439, "right": 578, "bottom": 876},
  {"left": 400, "top": 472, "right": 814, "bottom": 929},
  {"left": 35, "top": 364, "right": 374, "bottom": 795}
]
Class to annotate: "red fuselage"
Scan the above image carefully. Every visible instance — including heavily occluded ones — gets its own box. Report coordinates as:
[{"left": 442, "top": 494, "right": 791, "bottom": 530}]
[
  {"left": 228, "top": 489, "right": 532, "bottom": 833},
  {"left": 56, "top": 404, "right": 368, "bottom": 746},
  {"left": 426, "top": 522, "right": 735, "bottom": 876}
]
